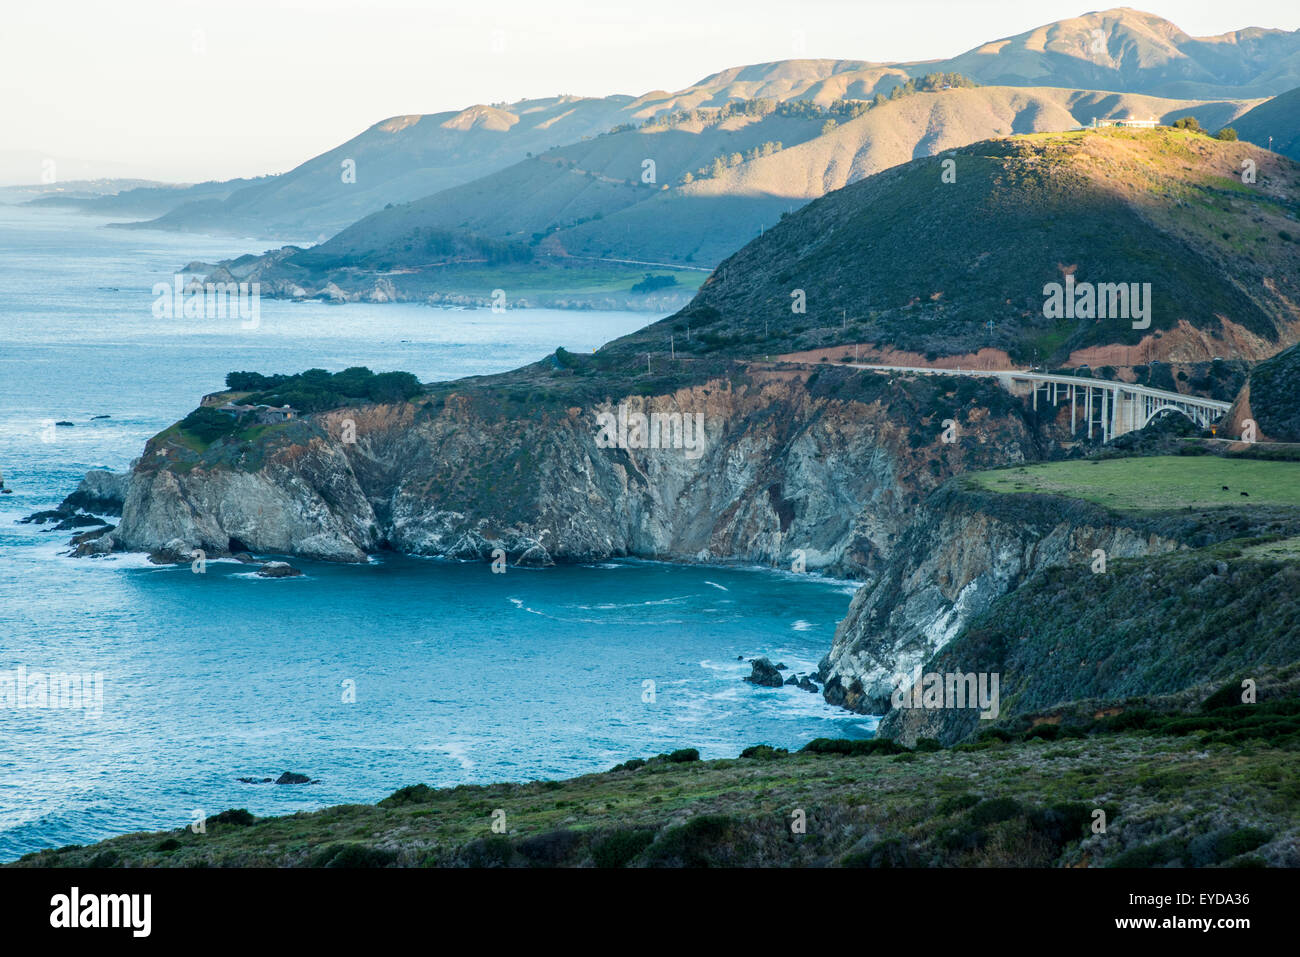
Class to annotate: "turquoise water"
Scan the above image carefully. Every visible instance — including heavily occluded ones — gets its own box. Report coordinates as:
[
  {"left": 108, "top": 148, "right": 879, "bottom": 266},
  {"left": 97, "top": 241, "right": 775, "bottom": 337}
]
[{"left": 0, "top": 206, "right": 868, "bottom": 861}]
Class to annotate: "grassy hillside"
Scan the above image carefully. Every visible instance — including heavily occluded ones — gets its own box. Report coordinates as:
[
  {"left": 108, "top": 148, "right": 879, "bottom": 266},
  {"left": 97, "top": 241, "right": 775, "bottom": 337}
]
[
  {"left": 1249, "top": 341, "right": 1300, "bottom": 440},
  {"left": 13, "top": 723, "right": 1296, "bottom": 867},
  {"left": 1231, "top": 86, "right": 1300, "bottom": 161},
  {"left": 628, "top": 128, "right": 1300, "bottom": 365},
  {"left": 970, "top": 456, "right": 1300, "bottom": 508}
]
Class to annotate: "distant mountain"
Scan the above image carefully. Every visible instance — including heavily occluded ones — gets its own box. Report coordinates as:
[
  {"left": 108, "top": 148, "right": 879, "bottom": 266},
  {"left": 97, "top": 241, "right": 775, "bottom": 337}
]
[
  {"left": 0, "top": 150, "right": 136, "bottom": 188},
  {"left": 932, "top": 6, "right": 1300, "bottom": 99},
  {"left": 1231, "top": 86, "right": 1300, "bottom": 160},
  {"left": 115, "top": 71, "right": 892, "bottom": 240},
  {"left": 25, "top": 178, "right": 262, "bottom": 219},
  {"left": 107, "top": 9, "right": 1300, "bottom": 240},
  {"left": 218, "top": 85, "right": 1260, "bottom": 299},
  {"left": 614, "top": 127, "right": 1300, "bottom": 367}
]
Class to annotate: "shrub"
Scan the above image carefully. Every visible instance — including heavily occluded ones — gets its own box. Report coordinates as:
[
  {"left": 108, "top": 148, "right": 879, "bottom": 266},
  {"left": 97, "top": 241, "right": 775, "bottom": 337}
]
[
  {"left": 209, "top": 808, "right": 256, "bottom": 827},
  {"left": 1202, "top": 679, "right": 1250, "bottom": 711},
  {"left": 631, "top": 274, "right": 679, "bottom": 294},
  {"left": 800, "top": 737, "right": 908, "bottom": 756},
  {"left": 1109, "top": 836, "right": 1187, "bottom": 868},
  {"left": 591, "top": 828, "right": 657, "bottom": 868},
  {"left": 381, "top": 784, "right": 436, "bottom": 806},
  {"left": 739, "top": 744, "right": 788, "bottom": 760},
  {"left": 179, "top": 405, "right": 242, "bottom": 444},
  {"left": 456, "top": 836, "right": 516, "bottom": 868},
  {"left": 665, "top": 748, "right": 700, "bottom": 763},
  {"left": 516, "top": 829, "right": 583, "bottom": 866},
  {"left": 609, "top": 758, "right": 646, "bottom": 773},
  {"left": 936, "top": 793, "right": 981, "bottom": 816},
  {"left": 1026, "top": 803, "right": 1093, "bottom": 848},
  {"left": 641, "top": 814, "right": 741, "bottom": 867},
  {"left": 312, "top": 843, "right": 398, "bottom": 868},
  {"left": 968, "top": 797, "right": 1024, "bottom": 826},
  {"left": 1214, "top": 827, "right": 1270, "bottom": 861},
  {"left": 841, "top": 837, "right": 917, "bottom": 867}
]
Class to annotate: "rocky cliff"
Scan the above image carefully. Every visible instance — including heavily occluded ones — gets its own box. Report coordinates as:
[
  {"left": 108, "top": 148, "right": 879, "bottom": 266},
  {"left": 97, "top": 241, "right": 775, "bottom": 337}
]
[
  {"left": 93, "top": 363, "right": 1064, "bottom": 577},
  {"left": 820, "top": 478, "right": 1300, "bottom": 733},
  {"left": 819, "top": 485, "right": 1189, "bottom": 714}
]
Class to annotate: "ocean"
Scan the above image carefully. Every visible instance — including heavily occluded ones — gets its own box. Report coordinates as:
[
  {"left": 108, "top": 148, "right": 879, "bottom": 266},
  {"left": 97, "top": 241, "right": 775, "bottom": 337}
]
[{"left": 0, "top": 204, "right": 869, "bottom": 861}]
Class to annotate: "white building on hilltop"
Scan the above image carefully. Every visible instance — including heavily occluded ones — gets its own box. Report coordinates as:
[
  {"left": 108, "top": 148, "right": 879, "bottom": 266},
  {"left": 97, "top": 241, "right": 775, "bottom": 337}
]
[{"left": 1093, "top": 115, "right": 1159, "bottom": 129}]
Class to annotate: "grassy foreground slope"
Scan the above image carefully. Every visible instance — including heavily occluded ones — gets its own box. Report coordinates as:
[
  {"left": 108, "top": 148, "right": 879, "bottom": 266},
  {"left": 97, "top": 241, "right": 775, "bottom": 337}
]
[{"left": 12, "top": 725, "right": 1297, "bottom": 868}]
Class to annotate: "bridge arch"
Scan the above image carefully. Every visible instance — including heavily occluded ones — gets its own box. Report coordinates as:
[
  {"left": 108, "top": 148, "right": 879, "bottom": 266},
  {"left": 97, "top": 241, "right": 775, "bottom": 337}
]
[{"left": 1140, "top": 404, "right": 1202, "bottom": 431}]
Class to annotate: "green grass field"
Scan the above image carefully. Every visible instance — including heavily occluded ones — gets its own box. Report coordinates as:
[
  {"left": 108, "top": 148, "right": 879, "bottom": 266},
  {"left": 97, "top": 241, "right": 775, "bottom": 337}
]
[{"left": 972, "top": 456, "right": 1300, "bottom": 509}]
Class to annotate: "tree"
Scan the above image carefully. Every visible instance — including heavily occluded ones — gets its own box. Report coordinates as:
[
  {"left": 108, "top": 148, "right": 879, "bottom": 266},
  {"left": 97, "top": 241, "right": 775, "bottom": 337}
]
[
  {"left": 1172, "top": 116, "right": 1202, "bottom": 132},
  {"left": 1214, "top": 127, "right": 1239, "bottom": 141},
  {"left": 180, "top": 406, "right": 241, "bottom": 444}
]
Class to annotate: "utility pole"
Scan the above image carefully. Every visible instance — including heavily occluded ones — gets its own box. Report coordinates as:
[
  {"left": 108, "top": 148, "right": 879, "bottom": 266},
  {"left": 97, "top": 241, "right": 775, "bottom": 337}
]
[
  {"left": 647, "top": 353, "right": 651, "bottom": 374},
  {"left": 670, "top": 335, "right": 675, "bottom": 359}
]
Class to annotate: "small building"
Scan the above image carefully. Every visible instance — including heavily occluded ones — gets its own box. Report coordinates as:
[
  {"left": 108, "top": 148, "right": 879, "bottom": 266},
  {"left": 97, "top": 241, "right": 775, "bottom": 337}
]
[
  {"left": 255, "top": 405, "right": 297, "bottom": 424},
  {"left": 1092, "top": 115, "right": 1159, "bottom": 130}
]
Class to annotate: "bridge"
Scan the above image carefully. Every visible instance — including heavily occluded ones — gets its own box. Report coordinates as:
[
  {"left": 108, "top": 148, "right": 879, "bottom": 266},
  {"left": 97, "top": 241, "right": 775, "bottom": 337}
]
[{"left": 842, "top": 364, "right": 1232, "bottom": 442}]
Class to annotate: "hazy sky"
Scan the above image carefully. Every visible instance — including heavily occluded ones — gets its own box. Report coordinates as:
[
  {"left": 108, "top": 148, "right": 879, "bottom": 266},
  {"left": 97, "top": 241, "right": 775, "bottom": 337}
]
[{"left": 3, "top": 0, "right": 1298, "bottom": 183}]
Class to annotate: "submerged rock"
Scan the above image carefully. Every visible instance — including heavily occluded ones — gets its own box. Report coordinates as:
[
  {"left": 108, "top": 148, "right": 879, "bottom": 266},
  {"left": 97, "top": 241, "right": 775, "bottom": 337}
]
[
  {"left": 745, "top": 657, "right": 784, "bottom": 688},
  {"left": 53, "top": 513, "right": 108, "bottom": 531},
  {"left": 148, "top": 538, "right": 198, "bottom": 565},
  {"left": 71, "top": 531, "right": 118, "bottom": 557}
]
